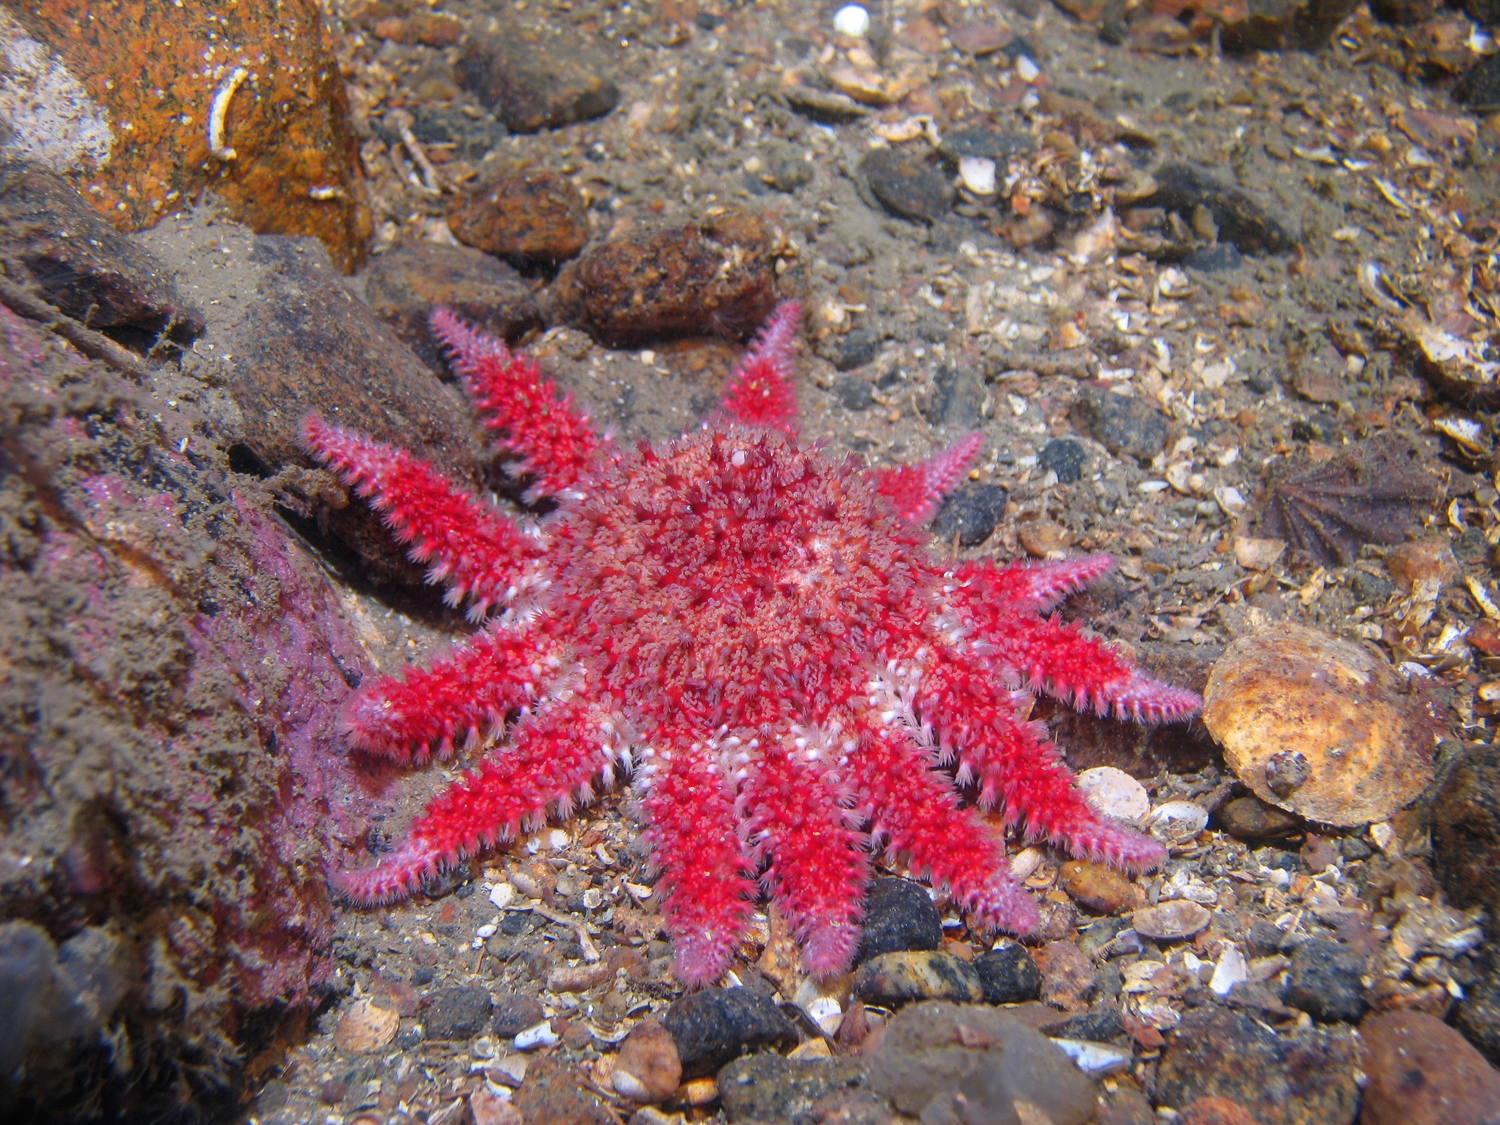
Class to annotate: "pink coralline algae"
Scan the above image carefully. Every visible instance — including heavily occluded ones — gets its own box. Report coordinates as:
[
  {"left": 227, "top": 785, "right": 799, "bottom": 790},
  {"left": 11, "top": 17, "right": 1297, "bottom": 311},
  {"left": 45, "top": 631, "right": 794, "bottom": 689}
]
[{"left": 304, "top": 302, "right": 1201, "bottom": 985}]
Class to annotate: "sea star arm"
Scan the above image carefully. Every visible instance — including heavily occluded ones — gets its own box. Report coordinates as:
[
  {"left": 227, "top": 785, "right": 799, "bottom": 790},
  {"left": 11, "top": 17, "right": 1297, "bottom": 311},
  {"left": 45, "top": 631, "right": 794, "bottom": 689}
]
[
  {"left": 430, "top": 308, "right": 605, "bottom": 500},
  {"left": 716, "top": 300, "right": 801, "bottom": 439},
  {"left": 303, "top": 414, "right": 535, "bottom": 619},
  {"left": 640, "top": 737, "right": 757, "bottom": 986},
  {"left": 850, "top": 724, "right": 1038, "bottom": 936},
  {"left": 951, "top": 562, "right": 1201, "bottom": 724},
  {"left": 920, "top": 653, "right": 1168, "bottom": 872},
  {"left": 341, "top": 627, "right": 550, "bottom": 763},
  {"left": 740, "top": 741, "right": 869, "bottom": 978},
  {"left": 334, "top": 697, "right": 610, "bottom": 905},
  {"left": 872, "top": 432, "right": 984, "bottom": 525},
  {"left": 956, "top": 554, "right": 1117, "bottom": 614}
]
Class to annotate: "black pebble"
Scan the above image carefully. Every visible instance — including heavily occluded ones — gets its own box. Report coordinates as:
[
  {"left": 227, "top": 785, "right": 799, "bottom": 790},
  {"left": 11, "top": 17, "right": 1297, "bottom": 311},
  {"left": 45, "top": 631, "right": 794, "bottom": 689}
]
[
  {"left": 855, "top": 877, "right": 943, "bottom": 965},
  {"left": 932, "top": 482, "right": 1009, "bottom": 547},
  {"left": 422, "top": 985, "right": 494, "bottom": 1040},
  {"left": 1456, "top": 53, "right": 1500, "bottom": 112},
  {"left": 492, "top": 993, "right": 546, "bottom": 1038},
  {"left": 1244, "top": 920, "right": 1288, "bottom": 960},
  {"left": 662, "top": 987, "right": 800, "bottom": 1078},
  {"left": 1283, "top": 939, "right": 1367, "bottom": 1023},
  {"left": 1044, "top": 1006, "right": 1126, "bottom": 1043},
  {"left": 860, "top": 149, "right": 955, "bottom": 224},
  {"left": 973, "top": 945, "right": 1043, "bottom": 1004},
  {"left": 1037, "top": 438, "right": 1086, "bottom": 484},
  {"left": 1070, "top": 387, "right": 1169, "bottom": 465}
]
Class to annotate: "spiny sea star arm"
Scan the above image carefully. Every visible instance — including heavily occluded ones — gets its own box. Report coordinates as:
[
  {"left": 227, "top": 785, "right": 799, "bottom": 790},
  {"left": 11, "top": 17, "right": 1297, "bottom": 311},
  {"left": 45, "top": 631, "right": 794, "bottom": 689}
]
[
  {"left": 341, "top": 628, "right": 550, "bottom": 763},
  {"left": 303, "top": 414, "right": 535, "bottom": 620},
  {"left": 872, "top": 432, "right": 984, "bottom": 525},
  {"left": 334, "top": 697, "right": 610, "bottom": 905},
  {"left": 716, "top": 300, "right": 801, "bottom": 439},
  {"left": 640, "top": 739, "right": 757, "bottom": 987},
  {"left": 740, "top": 742, "right": 869, "bottom": 979},
  {"left": 951, "top": 565, "right": 1201, "bottom": 724},
  {"left": 430, "top": 308, "right": 605, "bottom": 500},
  {"left": 954, "top": 554, "right": 1117, "bottom": 614},
  {"left": 850, "top": 725, "right": 1038, "bottom": 936},
  {"left": 920, "top": 655, "right": 1167, "bottom": 872}
]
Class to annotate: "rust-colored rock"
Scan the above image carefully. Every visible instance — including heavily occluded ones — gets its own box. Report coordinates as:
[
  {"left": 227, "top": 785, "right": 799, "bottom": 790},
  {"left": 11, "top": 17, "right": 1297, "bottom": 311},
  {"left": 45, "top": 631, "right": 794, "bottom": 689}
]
[
  {"left": 447, "top": 167, "right": 589, "bottom": 263},
  {"left": 1033, "top": 940, "right": 1097, "bottom": 1010},
  {"left": 1358, "top": 1011, "right": 1500, "bottom": 1125},
  {"left": 364, "top": 241, "right": 542, "bottom": 371},
  {"left": 551, "top": 211, "right": 782, "bottom": 347},
  {"left": 1203, "top": 625, "right": 1440, "bottom": 827},
  {"left": 1058, "top": 860, "right": 1146, "bottom": 914},
  {"left": 11, "top": 0, "right": 370, "bottom": 272}
]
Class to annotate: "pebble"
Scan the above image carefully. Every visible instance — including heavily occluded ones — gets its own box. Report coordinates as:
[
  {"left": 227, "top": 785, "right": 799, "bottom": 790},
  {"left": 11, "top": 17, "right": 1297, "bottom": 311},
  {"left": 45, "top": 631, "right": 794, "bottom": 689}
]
[
  {"left": 1070, "top": 387, "right": 1170, "bottom": 465},
  {"left": 458, "top": 18, "right": 619, "bottom": 132},
  {"left": 363, "top": 242, "right": 542, "bottom": 370},
  {"left": 1059, "top": 860, "right": 1146, "bottom": 914},
  {"left": 469, "top": 1088, "right": 523, "bottom": 1125},
  {"left": 716, "top": 1055, "right": 869, "bottom": 1123},
  {"left": 1076, "top": 768, "right": 1149, "bottom": 822},
  {"left": 1156, "top": 1008, "right": 1359, "bottom": 1125},
  {"left": 972, "top": 944, "right": 1043, "bottom": 1004},
  {"left": 1358, "top": 1010, "right": 1500, "bottom": 1125},
  {"left": 1217, "top": 795, "right": 1301, "bottom": 839},
  {"left": 492, "top": 994, "right": 546, "bottom": 1038},
  {"left": 1142, "top": 162, "right": 1296, "bottom": 255},
  {"left": 853, "top": 951, "right": 984, "bottom": 1007},
  {"left": 611, "top": 1018, "right": 682, "bottom": 1104},
  {"left": 937, "top": 126, "right": 1031, "bottom": 165},
  {"left": 1208, "top": 945, "right": 1249, "bottom": 996},
  {"left": 867, "top": 1002, "right": 1097, "bottom": 1125},
  {"left": 1454, "top": 51, "right": 1500, "bottom": 111},
  {"left": 1044, "top": 1006, "right": 1126, "bottom": 1044},
  {"left": 1384, "top": 537, "right": 1459, "bottom": 592},
  {"left": 423, "top": 985, "right": 494, "bottom": 1041},
  {"left": 551, "top": 211, "right": 780, "bottom": 347},
  {"left": 855, "top": 877, "right": 942, "bottom": 964},
  {"left": 446, "top": 167, "right": 590, "bottom": 263},
  {"left": 512, "top": 1055, "right": 612, "bottom": 1125},
  {"left": 859, "top": 148, "right": 955, "bottom": 224},
  {"left": 931, "top": 482, "right": 1009, "bottom": 546},
  {"left": 334, "top": 999, "right": 399, "bottom": 1054},
  {"left": 1282, "top": 940, "right": 1366, "bottom": 1024},
  {"left": 1132, "top": 901, "right": 1211, "bottom": 942},
  {"left": 1037, "top": 437, "right": 1087, "bottom": 484},
  {"left": 661, "top": 987, "right": 799, "bottom": 1078},
  {"left": 1203, "top": 624, "right": 1439, "bottom": 826},
  {"left": 1033, "top": 941, "right": 1098, "bottom": 1009}
]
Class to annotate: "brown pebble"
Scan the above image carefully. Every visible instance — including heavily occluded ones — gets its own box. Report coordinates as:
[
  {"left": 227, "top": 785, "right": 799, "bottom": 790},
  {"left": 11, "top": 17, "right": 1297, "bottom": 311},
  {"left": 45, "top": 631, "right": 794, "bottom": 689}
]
[
  {"left": 1058, "top": 860, "right": 1146, "bottom": 914},
  {"left": 448, "top": 167, "right": 590, "bottom": 263},
  {"left": 1020, "top": 520, "right": 1075, "bottom": 556},
  {"left": 1358, "top": 1010, "right": 1500, "bottom": 1125},
  {"left": 1033, "top": 940, "right": 1098, "bottom": 1010},
  {"left": 1217, "top": 795, "right": 1301, "bottom": 839},
  {"left": 612, "top": 1018, "right": 683, "bottom": 1104},
  {"left": 1384, "top": 537, "right": 1458, "bottom": 592}
]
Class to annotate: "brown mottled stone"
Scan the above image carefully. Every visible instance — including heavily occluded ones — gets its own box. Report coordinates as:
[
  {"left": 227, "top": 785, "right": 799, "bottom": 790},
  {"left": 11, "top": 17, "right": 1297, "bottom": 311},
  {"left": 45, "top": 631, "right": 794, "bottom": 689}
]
[
  {"left": 1032, "top": 940, "right": 1098, "bottom": 1010},
  {"left": 364, "top": 242, "right": 542, "bottom": 371},
  {"left": 551, "top": 211, "right": 782, "bottom": 347},
  {"left": 1358, "top": 1011, "right": 1500, "bottom": 1125},
  {"left": 14, "top": 0, "right": 371, "bottom": 272},
  {"left": 459, "top": 17, "right": 619, "bottom": 133},
  {"left": 1058, "top": 860, "right": 1146, "bottom": 914},
  {"left": 447, "top": 167, "right": 589, "bottom": 263}
]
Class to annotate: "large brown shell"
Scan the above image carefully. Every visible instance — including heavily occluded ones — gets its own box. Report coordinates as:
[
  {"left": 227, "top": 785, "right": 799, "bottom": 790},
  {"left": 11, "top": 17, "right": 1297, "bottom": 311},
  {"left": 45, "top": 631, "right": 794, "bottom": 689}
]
[{"left": 1203, "top": 625, "right": 1440, "bottom": 826}]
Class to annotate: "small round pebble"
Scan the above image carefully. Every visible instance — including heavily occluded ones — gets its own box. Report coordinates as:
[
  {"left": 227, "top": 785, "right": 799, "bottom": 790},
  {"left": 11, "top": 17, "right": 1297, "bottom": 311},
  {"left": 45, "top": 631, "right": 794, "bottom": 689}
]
[
  {"left": 1132, "top": 900, "right": 1211, "bottom": 942},
  {"left": 931, "top": 482, "right": 1008, "bottom": 546},
  {"left": 1058, "top": 859, "right": 1145, "bottom": 914},
  {"left": 1216, "top": 795, "right": 1300, "bottom": 838},
  {"left": 855, "top": 877, "right": 942, "bottom": 964},
  {"left": 1037, "top": 438, "right": 1086, "bottom": 484},
  {"left": 423, "top": 985, "right": 494, "bottom": 1040},
  {"left": 661, "top": 987, "right": 799, "bottom": 1078},
  {"left": 1076, "top": 766, "right": 1151, "bottom": 822},
  {"left": 612, "top": 1017, "right": 682, "bottom": 1103},
  {"left": 492, "top": 993, "right": 546, "bottom": 1038},
  {"left": 833, "top": 4, "right": 870, "bottom": 37},
  {"left": 973, "top": 944, "right": 1043, "bottom": 1004}
]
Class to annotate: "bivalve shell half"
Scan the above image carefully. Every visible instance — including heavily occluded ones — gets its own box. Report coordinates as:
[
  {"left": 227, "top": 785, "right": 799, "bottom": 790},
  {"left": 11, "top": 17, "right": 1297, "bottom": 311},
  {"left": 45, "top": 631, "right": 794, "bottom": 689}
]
[{"left": 1203, "top": 624, "right": 1440, "bottom": 826}]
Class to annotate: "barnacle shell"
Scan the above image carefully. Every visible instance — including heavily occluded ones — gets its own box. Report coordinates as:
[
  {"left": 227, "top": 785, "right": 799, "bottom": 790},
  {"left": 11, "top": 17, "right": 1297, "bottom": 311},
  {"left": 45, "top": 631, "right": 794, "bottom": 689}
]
[{"left": 1203, "top": 624, "right": 1440, "bottom": 826}]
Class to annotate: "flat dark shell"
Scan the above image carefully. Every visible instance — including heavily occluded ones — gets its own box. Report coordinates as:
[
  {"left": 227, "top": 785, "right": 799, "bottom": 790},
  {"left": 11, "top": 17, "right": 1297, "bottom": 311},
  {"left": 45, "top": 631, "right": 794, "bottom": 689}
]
[{"left": 1257, "top": 436, "right": 1444, "bottom": 566}]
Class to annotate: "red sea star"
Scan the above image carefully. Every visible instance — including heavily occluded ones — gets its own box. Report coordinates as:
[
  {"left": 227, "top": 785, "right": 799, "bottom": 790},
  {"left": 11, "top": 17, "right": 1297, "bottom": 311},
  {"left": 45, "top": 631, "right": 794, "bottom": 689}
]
[{"left": 303, "top": 303, "right": 1200, "bottom": 985}]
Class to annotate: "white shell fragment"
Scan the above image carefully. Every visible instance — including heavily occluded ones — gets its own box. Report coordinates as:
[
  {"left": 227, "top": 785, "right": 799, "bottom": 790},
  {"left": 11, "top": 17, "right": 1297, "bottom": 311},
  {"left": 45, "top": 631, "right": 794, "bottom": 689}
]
[
  {"left": 833, "top": 4, "right": 870, "bottom": 37},
  {"left": 514, "top": 1020, "right": 560, "bottom": 1051},
  {"left": 1051, "top": 1038, "right": 1132, "bottom": 1076},
  {"left": 1076, "top": 767, "right": 1150, "bottom": 822},
  {"left": 1209, "top": 945, "right": 1249, "bottom": 996},
  {"left": 958, "top": 155, "right": 997, "bottom": 196}
]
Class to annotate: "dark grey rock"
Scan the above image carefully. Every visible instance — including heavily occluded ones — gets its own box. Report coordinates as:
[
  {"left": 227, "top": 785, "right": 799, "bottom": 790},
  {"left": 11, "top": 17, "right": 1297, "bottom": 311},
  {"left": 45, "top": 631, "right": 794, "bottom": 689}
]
[
  {"left": 662, "top": 987, "right": 799, "bottom": 1079},
  {"left": 827, "top": 331, "right": 881, "bottom": 373},
  {"left": 921, "top": 365, "right": 985, "bottom": 427},
  {"left": 493, "top": 993, "right": 546, "bottom": 1038},
  {"left": 423, "top": 985, "right": 494, "bottom": 1040},
  {"left": 1145, "top": 162, "right": 1296, "bottom": 256},
  {"left": 972, "top": 945, "right": 1042, "bottom": 1004},
  {"left": 856, "top": 877, "right": 942, "bottom": 965},
  {"left": 409, "top": 103, "right": 506, "bottom": 161},
  {"left": 1433, "top": 743, "right": 1500, "bottom": 920},
  {"left": 1284, "top": 941, "right": 1366, "bottom": 1024},
  {"left": 1038, "top": 438, "right": 1086, "bottom": 484},
  {"left": 1070, "top": 388, "right": 1170, "bottom": 465},
  {"left": 1043, "top": 1006, "right": 1126, "bottom": 1043},
  {"left": 458, "top": 19, "right": 619, "bottom": 132},
  {"left": 1456, "top": 53, "right": 1500, "bottom": 113},
  {"left": 1455, "top": 937, "right": 1500, "bottom": 1064},
  {"left": 717, "top": 1054, "right": 871, "bottom": 1124},
  {"left": 853, "top": 951, "right": 984, "bottom": 1007},
  {"left": 937, "top": 127, "right": 1030, "bottom": 167},
  {"left": 1245, "top": 920, "right": 1288, "bottom": 960},
  {"left": 860, "top": 149, "right": 954, "bottom": 224},
  {"left": 932, "top": 482, "right": 1009, "bottom": 547}
]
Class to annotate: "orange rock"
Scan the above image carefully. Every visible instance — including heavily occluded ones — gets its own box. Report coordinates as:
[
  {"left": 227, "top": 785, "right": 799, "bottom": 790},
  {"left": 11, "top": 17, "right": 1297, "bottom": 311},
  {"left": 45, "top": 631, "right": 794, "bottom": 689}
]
[
  {"left": 447, "top": 167, "right": 589, "bottom": 263},
  {"left": 19, "top": 0, "right": 370, "bottom": 272}
]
